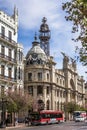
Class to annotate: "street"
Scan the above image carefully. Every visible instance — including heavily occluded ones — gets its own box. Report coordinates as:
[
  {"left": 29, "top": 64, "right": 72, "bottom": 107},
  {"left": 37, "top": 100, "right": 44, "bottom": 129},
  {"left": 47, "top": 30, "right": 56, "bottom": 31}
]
[{"left": 6, "top": 121, "right": 87, "bottom": 130}]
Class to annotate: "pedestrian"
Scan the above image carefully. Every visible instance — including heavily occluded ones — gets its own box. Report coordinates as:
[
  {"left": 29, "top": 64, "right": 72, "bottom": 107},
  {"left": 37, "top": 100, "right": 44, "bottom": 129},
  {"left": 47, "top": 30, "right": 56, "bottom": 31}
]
[
  {"left": 15, "top": 118, "right": 18, "bottom": 126},
  {"left": 25, "top": 117, "right": 29, "bottom": 126}
]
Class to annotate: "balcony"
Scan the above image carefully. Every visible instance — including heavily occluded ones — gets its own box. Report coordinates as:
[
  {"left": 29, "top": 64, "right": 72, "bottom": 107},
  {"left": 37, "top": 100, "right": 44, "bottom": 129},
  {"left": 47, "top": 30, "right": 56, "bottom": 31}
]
[
  {"left": 0, "top": 33, "right": 17, "bottom": 47},
  {"left": 0, "top": 53, "right": 17, "bottom": 64},
  {"left": 0, "top": 74, "right": 17, "bottom": 83}
]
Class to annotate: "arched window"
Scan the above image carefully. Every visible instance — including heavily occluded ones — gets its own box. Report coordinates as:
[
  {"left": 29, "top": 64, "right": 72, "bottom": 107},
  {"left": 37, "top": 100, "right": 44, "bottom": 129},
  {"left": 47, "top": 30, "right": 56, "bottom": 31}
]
[
  {"left": 38, "top": 99, "right": 44, "bottom": 111},
  {"left": 57, "top": 101, "right": 59, "bottom": 110}
]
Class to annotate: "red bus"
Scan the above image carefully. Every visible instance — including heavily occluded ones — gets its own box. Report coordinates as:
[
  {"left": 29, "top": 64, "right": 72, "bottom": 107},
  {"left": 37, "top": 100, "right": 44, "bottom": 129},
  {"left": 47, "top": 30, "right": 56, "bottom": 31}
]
[{"left": 30, "top": 110, "right": 64, "bottom": 125}]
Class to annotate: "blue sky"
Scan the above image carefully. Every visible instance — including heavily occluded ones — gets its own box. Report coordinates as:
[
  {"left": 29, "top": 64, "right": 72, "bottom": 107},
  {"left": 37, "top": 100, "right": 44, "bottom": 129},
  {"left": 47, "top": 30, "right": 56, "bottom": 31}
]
[{"left": 0, "top": 0, "right": 87, "bottom": 80}]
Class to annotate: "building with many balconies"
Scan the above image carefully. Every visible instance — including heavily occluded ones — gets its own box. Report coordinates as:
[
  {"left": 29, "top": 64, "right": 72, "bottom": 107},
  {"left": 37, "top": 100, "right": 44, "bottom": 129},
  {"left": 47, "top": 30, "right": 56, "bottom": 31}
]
[{"left": 0, "top": 7, "right": 24, "bottom": 97}]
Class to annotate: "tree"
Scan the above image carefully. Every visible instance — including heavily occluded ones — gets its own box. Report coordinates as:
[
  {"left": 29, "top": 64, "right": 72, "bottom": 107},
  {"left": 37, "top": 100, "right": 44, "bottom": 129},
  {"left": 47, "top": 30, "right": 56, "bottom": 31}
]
[
  {"left": 8, "top": 91, "right": 33, "bottom": 113},
  {"left": 64, "top": 102, "right": 76, "bottom": 114},
  {"left": 7, "top": 97, "right": 17, "bottom": 113},
  {"left": 62, "top": 0, "right": 87, "bottom": 66},
  {"left": 64, "top": 102, "right": 85, "bottom": 114}
]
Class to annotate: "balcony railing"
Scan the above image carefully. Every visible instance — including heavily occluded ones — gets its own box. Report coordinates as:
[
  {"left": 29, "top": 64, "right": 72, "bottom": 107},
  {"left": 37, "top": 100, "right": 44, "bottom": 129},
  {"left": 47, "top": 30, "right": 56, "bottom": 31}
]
[
  {"left": 0, "top": 53, "right": 17, "bottom": 63},
  {"left": 0, "top": 74, "right": 17, "bottom": 83},
  {"left": 0, "top": 33, "right": 17, "bottom": 46}
]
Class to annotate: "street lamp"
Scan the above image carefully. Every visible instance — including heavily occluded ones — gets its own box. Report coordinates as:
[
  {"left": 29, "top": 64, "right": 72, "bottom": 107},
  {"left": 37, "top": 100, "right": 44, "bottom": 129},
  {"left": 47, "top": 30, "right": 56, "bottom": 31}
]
[{"left": 0, "top": 98, "right": 7, "bottom": 128}]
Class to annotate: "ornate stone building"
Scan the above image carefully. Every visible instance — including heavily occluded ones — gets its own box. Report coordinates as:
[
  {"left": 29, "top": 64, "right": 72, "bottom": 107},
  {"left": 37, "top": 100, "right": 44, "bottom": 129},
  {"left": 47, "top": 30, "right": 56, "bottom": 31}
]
[
  {"left": 24, "top": 17, "right": 85, "bottom": 112},
  {"left": 0, "top": 8, "right": 24, "bottom": 97},
  {"left": 0, "top": 8, "right": 85, "bottom": 116}
]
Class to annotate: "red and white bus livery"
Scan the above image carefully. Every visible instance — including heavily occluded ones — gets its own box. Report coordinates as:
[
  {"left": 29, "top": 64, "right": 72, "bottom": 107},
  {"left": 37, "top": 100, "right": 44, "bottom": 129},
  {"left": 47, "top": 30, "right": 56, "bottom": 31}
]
[{"left": 30, "top": 110, "right": 64, "bottom": 125}]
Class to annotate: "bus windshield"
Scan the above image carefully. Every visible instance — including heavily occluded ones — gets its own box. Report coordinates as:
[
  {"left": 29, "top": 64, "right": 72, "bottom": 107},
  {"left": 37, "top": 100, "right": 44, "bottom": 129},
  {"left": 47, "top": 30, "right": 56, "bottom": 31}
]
[
  {"left": 73, "top": 111, "right": 81, "bottom": 117},
  {"left": 30, "top": 113, "right": 40, "bottom": 121}
]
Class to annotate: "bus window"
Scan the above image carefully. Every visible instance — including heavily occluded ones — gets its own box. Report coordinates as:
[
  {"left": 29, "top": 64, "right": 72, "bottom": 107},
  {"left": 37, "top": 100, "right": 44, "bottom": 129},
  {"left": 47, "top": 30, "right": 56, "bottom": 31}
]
[
  {"left": 41, "top": 114, "right": 46, "bottom": 119},
  {"left": 56, "top": 113, "right": 62, "bottom": 118}
]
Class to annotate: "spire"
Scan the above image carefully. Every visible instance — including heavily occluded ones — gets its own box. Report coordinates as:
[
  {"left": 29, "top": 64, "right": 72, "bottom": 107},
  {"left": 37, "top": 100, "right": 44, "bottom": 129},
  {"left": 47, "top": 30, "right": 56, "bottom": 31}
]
[
  {"left": 12, "top": 5, "right": 18, "bottom": 34},
  {"left": 14, "top": 5, "right": 18, "bottom": 16},
  {"left": 13, "top": 5, "right": 18, "bottom": 21},
  {"left": 32, "top": 32, "right": 39, "bottom": 46},
  {"left": 34, "top": 32, "right": 37, "bottom": 41}
]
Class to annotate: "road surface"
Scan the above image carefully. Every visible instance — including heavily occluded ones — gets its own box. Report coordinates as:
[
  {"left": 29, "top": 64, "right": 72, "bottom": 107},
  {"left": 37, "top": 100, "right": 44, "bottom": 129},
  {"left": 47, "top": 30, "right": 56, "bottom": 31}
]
[{"left": 6, "top": 121, "right": 87, "bottom": 130}]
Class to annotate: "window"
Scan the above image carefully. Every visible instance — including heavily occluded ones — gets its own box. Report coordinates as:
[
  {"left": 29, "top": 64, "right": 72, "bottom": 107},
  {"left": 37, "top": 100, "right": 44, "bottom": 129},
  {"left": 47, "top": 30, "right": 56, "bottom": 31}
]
[
  {"left": 57, "top": 90, "right": 59, "bottom": 97},
  {"left": 57, "top": 101, "right": 59, "bottom": 110},
  {"left": 57, "top": 78, "right": 58, "bottom": 83},
  {"left": 20, "top": 69, "right": 23, "bottom": 80},
  {"left": 60, "top": 79, "right": 62, "bottom": 84},
  {"left": 8, "top": 31, "right": 12, "bottom": 41},
  {"left": 14, "top": 50, "right": 17, "bottom": 60},
  {"left": 38, "top": 72, "right": 42, "bottom": 81},
  {"left": 19, "top": 50, "right": 23, "bottom": 61},
  {"left": 14, "top": 67, "right": 17, "bottom": 80},
  {"left": 8, "top": 48, "right": 11, "bottom": 60},
  {"left": 46, "top": 100, "right": 50, "bottom": 110},
  {"left": 20, "top": 52, "right": 23, "bottom": 61},
  {"left": 1, "top": 45, "right": 5, "bottom": 57},
  {"left": 60, "top": 90, "right": 62, "bottom": 97},
  {"left": 47, "top": 86, "right": 50, "bottom": 94},
  {"left": 18, "top": 67, "right": 20, "bottom": 79},
  {"left": 47, "top": 73, "right": 49, "bottom": 81},
  {"left": 63, "top": 91, "right": 66, "bottom": 98},
  {"left": 8, "top": 68, "right": 12, "bottom": 78},
  {"left": 28, "top": 86, "right": 33, "bottom": 95},
  {"left": 28, "top": 73, "right": 32, "bottom": 81},
  {"left": 1, "top": 65, "right": 5, "bottom": 76},
  {"left": 63, "top": 80, "right": 65, "bottom": 85},
  {"left": 37, "top": 86, "right": 43, "bottom": 95},
  {"left": 1, "top": 26, "right": 5, "bottom": 38}
]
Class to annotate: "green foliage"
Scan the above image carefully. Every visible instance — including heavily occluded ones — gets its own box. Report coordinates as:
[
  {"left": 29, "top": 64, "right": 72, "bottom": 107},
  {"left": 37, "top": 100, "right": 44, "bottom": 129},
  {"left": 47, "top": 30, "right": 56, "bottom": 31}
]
[
  {"left": 64, "top": 102, "right": 76, "bottom": 113},
  {"left": 62, "top": 0, "right": 87, "bottom": 66},
  {"left": 7, "top": 99, "right": 17, "bottom": 113},
  {"left": 64, "top": 102, "right": 85, "bottom": 114}
]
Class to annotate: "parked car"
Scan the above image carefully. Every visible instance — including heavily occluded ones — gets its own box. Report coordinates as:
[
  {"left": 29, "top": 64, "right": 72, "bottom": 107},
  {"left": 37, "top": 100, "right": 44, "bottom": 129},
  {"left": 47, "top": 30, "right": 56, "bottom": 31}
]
[{"left": 75, "top": 116, "right": 85, "bottom": 122}]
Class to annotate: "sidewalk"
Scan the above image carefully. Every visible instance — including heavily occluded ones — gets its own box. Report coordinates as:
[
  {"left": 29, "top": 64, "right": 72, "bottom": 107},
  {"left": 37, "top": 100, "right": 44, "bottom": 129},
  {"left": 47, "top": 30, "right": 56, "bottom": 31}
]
[{"left": 5, "top": 123, "right": 26, "bottom": 129}]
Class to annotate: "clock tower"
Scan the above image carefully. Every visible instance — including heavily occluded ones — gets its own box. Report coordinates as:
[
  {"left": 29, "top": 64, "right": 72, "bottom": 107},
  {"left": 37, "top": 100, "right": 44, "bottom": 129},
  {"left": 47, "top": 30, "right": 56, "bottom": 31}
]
[{"left": 39, "top": 17, "right": 51, "bottom": 56}]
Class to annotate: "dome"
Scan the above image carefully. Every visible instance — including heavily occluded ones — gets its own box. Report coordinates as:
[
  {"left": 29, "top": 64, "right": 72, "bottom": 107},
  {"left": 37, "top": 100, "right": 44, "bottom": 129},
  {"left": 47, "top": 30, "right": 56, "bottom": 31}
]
[{"left": 26, "top": 37, "right": 47, "bottom": 65}]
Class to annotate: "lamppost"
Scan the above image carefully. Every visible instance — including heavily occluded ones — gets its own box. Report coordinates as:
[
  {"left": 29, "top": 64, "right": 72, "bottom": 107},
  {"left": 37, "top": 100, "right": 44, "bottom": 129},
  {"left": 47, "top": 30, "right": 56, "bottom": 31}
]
[{"left": 0, "top": 98, "right": 7, "bottom": 128}]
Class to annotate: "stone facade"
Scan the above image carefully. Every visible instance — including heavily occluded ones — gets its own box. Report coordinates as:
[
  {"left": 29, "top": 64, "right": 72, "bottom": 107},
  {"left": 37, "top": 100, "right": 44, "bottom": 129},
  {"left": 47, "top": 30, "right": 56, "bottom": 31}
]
[
  {"left": 24, "top": 37, "right": 85, "bottom": 112},
  {"left": 0, "top": 7, "right": 24, "bottom": 97},
  {"left": 0, "top": 9, "right": 86, "bottom": 114}
]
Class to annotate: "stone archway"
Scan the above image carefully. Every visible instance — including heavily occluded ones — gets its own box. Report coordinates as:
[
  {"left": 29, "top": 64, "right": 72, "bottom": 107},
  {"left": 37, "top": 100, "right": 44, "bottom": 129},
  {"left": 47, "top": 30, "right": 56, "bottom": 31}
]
[{"left": 37, "top": 99, "right": 44, "bottom": 111}]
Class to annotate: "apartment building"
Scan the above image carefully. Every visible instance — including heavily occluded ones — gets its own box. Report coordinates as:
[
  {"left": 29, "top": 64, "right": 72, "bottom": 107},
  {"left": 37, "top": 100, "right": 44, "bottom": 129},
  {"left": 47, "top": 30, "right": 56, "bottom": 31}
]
[{"left": 0, "top": 7, "right": 24, "bottom": 97}]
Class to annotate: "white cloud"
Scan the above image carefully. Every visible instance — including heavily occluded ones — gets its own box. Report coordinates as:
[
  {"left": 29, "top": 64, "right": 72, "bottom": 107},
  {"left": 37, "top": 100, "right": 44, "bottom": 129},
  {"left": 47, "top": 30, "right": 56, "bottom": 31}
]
[{"left": 6, "top": 0, "right": 59, "bottom": 29}]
